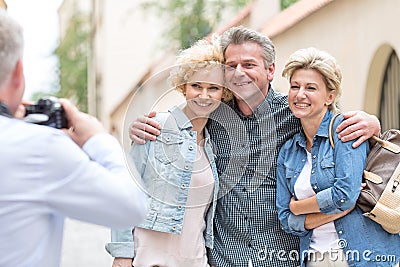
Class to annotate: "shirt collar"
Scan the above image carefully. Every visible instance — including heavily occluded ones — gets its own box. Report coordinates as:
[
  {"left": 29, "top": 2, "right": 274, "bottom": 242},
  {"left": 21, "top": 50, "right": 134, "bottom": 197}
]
[
  {"left": 294, "top": 110, "right": 335, "bottom": 148},
  {"left": 168, "top": 105, "right": 212, "bottom": 143},
  {"left": 316, "top": 110, "right": 334, "bottom": 138},
  {"left": 231, "top": 84, "right": 273, "bottom": 119},
  {"left": 0, "top": 102, "right": 13, "bottom": 118},
  {"left": 168, "top": 106, "right": 193, "bottom": 130}
]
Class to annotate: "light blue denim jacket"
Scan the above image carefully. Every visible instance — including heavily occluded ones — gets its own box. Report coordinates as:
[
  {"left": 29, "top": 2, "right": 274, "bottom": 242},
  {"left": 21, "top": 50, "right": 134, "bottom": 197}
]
[
  {"left": 105, "top": 106, "right": 219, "bottom": 258},
  {"left": 276, "top": 110, "right": 400, "bottom": 266}
]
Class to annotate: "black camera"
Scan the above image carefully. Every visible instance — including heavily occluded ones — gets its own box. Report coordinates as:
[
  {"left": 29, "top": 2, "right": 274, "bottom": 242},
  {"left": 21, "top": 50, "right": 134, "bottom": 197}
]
[{"left": 24, "top": 97, "right": 68, "bottom": 129}]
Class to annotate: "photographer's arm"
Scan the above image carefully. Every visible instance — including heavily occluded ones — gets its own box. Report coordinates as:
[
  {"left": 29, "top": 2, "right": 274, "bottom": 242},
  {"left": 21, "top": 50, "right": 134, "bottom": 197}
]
[
  {"left": 59, "top": 98, "right": 106, "bottom": 147},
  {"left": 42, "top": 99, "right": 148, "bottom": 229}
]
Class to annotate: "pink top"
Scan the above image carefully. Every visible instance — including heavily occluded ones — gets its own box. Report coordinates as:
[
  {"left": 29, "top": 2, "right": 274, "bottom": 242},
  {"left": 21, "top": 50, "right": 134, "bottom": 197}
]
[{"left": 132, "top": 145, "right": 214, "bottom": 267}]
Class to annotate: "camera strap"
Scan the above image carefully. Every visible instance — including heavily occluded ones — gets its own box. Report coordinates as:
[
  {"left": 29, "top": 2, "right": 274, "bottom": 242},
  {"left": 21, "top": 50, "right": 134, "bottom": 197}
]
[{"left": 0, "top": 101, "right": 13, "bottom": 118}]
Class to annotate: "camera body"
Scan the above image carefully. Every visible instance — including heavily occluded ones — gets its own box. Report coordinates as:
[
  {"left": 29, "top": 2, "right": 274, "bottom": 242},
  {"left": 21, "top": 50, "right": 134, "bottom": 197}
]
[{"left": 24, "top": 97, "right": 68, "bottom": 129}]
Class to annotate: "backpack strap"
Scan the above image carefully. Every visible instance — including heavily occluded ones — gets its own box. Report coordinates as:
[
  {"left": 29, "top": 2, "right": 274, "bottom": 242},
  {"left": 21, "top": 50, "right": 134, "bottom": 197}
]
[
  {"left": 328, "top": 113, "right": 341, "bottom": 149},
  {"left": 371, "top": 135, "right": 400, "bottom": 153}
]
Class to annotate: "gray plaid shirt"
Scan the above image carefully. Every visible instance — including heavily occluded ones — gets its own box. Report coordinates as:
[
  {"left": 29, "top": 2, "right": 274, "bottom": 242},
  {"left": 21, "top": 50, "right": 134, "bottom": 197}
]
[{"left": 207, "top": 87, "right": 302, "bottom": 267}]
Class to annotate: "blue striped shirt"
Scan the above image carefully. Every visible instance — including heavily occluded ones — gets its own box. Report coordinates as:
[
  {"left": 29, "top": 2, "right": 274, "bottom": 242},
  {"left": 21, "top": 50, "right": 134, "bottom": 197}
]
[{"left": 207, "top": 87, "right": 302, "bottom": 267}]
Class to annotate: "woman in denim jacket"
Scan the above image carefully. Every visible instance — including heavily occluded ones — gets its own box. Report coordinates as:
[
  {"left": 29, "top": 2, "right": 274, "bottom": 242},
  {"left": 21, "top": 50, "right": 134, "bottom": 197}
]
[
  {"left": 276, "top": 47, "right": 400, "bottom": 267},
  {"left": 106, "top": 37, "right": 233, "bottom": 267}
]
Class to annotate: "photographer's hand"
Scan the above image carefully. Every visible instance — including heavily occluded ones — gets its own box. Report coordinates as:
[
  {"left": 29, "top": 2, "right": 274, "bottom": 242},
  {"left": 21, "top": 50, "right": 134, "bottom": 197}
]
[
  {"left": 13, "top": 100, "right": 33, "bottom": 119},
  {"left": 59, "top": 98, "right": 106, "bottom": 147}
]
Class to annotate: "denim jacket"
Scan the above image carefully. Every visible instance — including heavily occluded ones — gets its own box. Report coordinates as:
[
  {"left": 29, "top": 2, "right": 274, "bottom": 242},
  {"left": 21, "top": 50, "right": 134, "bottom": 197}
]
[
  {"left": 276, "top": 110, "right": 400, "bottom": 266},
  {"left": 105, "top": 106, "right": 219, "bottom": 258}
]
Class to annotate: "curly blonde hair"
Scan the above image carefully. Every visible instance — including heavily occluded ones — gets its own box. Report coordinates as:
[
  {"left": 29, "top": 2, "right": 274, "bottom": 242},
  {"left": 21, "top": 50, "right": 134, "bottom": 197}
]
[{"left": 168, "top": 36, "right": 233, "bottom": 102}]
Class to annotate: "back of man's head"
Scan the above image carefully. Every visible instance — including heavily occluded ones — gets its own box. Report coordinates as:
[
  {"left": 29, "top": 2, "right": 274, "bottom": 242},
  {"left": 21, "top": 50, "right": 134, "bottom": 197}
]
[{"left": 0, "top": 10, "right": 24, "bottom": 88}]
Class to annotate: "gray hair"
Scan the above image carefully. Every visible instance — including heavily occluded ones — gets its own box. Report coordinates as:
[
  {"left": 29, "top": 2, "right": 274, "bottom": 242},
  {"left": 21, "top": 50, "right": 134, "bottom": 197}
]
[
  {"left": 220, "top": 25, "right": 275, "bottom": 69},
  {"left": 0, "top": 10, "right": 24, "bottom": 88}
]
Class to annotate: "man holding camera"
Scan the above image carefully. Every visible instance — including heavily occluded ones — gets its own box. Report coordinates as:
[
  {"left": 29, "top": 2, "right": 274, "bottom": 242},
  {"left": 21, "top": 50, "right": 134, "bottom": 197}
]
[{"left": 0, "top": 10, "right": 147, "bottom": 267}]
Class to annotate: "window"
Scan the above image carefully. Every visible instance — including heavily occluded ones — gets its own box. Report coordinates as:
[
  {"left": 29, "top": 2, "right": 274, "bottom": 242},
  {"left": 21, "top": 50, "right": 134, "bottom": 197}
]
[{"left": 380, "top": 50, "right": 400, "bottom": 131}]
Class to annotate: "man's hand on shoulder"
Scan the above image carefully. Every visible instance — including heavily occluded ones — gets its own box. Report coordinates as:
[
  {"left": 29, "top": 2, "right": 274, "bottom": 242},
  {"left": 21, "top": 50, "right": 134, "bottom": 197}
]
[
  {"left": 336, "top": 110, "right": 381, "bottom": 148},
  {"left": 129, "top": 111, "right": 160, "bottom": 144}
]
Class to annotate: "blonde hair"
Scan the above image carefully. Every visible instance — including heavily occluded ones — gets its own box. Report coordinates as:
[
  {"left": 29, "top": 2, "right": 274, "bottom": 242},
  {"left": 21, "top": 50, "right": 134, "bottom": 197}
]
[
  {"left": 168, "top": 36, "right": 233, "bottom": 102},
  {"left": 282, "top": 47, "right": 342, "bottom": 113}
]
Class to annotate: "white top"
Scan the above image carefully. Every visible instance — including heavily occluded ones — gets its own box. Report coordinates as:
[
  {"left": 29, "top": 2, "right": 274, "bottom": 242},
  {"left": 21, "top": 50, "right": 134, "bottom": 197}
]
[
  {"left": 133, "top": 145, "right": 214, "bottom": 267},
  {"left": 0, "top": 116, "right": 147, "bottom": 267},
  {"left": 294, "top": 151, "right": 339, "bottom": 253}
]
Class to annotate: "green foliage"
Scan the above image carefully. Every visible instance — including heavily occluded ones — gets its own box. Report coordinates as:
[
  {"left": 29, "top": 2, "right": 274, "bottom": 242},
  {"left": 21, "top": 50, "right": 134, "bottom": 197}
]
[
  {"left": 49, "top": 0, "right": 298, "bottom": 112},
  {"left": 55, "top": 13, "right": 89, "bottom": 112},
  {"left": 30, "top": 91, "right": 58, "bottom": 102},
  {"left": 281, "top": 0, "right": 298, "bottom": 10},
  {"left": 141, "top": 0, "right": 253, "bottom": 50}
]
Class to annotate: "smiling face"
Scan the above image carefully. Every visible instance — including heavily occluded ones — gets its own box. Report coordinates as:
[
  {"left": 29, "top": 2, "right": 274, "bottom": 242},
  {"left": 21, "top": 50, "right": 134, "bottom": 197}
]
[
  {"left": 224, "top": 42, "right": 274, "bottom": 103},
  {"left": 183, "top": 66, "right": 225, "bottom": 119},
  {"left": 288, "top": 68, "right": 336, "bottom": 122}
]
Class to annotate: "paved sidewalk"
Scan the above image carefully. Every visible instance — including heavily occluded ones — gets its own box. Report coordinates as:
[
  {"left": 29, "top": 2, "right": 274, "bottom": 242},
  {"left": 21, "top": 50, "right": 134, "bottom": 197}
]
[{"left": 61, "top": 218, "right": 113, "bottom": 267}]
